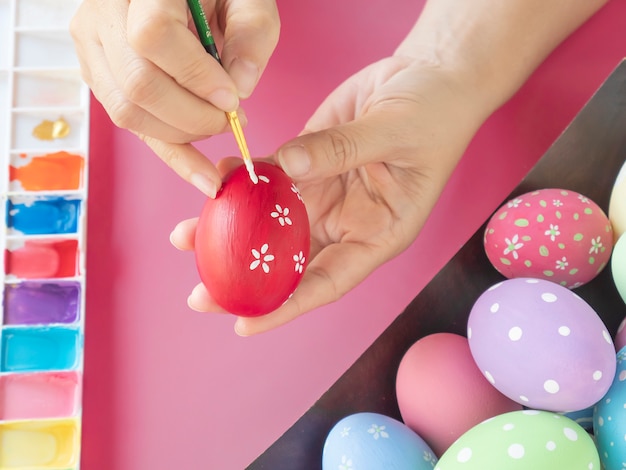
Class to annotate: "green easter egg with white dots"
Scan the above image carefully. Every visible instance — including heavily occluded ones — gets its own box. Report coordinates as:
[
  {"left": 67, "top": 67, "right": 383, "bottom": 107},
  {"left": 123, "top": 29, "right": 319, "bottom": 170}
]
[{"left": 434, "top": 410, "right": 599, "bottom": 469}]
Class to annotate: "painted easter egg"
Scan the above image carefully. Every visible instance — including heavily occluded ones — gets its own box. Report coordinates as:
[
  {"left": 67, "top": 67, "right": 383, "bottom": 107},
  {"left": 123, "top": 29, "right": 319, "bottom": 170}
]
[
  {"left": 395, "top": 333, "right": 522, "bottom": 457},
  {"left": 609, "top": 160, "right": 626, "bottom": 242},
  {"left": 195, "top": 162, "right": 310, "bottom": 317},
  {"left": 483, "top": 188, "right": 613, "bottom": 288},
  {"left": 434, "top": 410, "right": 600, "bottom": 469},
  {"left": 611, "top": 233, "right": 626, "bottom": 307},
  {"left": 593, "top": 346, "right": 626, "bottom": 470},
  {"left": 467, "top": 278, "right": 616, "bottom": 412},
  {"left": 322, "top": 412, "right": 438, "bottom": 470}
]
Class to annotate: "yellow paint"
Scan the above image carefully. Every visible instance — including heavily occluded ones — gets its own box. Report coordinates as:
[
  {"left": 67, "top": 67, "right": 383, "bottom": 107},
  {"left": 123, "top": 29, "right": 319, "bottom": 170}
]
[
  {"left": 32, "top": 117, "right": 71, "bottom": 141},
  {"left": 0, "top": 419, "right": 79, "bottom": 469}
]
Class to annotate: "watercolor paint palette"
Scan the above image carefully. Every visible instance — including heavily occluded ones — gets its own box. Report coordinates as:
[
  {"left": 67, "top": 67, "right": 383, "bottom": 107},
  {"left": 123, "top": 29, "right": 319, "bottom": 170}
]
[{"left": 0, "top": 0, "right": 89, "bottom": 468}]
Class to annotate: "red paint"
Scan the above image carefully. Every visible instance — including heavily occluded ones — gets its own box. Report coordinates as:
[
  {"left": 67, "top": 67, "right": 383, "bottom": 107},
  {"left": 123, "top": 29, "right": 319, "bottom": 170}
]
[
  {"left": 5, "top": 239, "right": 79, "bottom": 279},
  {"left": 10, "top": 151, "right": 84, "bottom": 191},
  {"left": 195, "top": 162, "right": 310, "bottom": 316}
]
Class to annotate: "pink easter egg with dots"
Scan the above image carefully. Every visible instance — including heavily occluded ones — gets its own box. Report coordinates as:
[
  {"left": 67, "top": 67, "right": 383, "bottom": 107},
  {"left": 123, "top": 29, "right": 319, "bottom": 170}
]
[
  {"left": 467, "top": 277, "right": 616, "bottom": 412},
  {"left": 483, "top": 188, "right": 613, "bottom": 288},
  {"left": 195, "top": 162, "right": 310, "bottom": 317}
]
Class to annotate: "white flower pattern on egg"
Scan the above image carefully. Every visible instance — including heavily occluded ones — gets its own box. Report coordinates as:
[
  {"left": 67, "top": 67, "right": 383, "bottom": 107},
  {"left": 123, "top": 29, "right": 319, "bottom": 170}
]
[
  {"left": 545, "top": 224, "right": 560, "bottom": 241},
  {"left": 291, "top": 182, "right": 303, "bottom": 202},
  {"left": 250, "top": 243, "right": 274, "bottom": 273},
  {"left": 339, "top": 455, "right": 353, "bottom": 470},
  {"left": 503, "top": 235, "right": 524, "bottom": 259},
  {"left": 368, "top": 424, "right": 389, "bottom": 440},
  {"left": 270, "top": 204, "right": 292, "bottom": 226},
  {"left": 589, "top": 236, "right": 603, "bottom": 254},
  {"left": 293, "top": 251, "right": 306, "bottom": 273}
]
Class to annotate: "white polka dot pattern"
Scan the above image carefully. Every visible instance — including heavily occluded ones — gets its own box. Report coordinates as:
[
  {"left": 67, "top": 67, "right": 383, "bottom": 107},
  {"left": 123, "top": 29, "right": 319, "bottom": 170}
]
[
  {"left": 467, "top": 278, "right": 616, "bottom": 411},
  {"left": 434, "top": 411, "right": 599, "bottom": 469},
  {"left": 593, "top": 347, "right": 626, "bottom": 470}
]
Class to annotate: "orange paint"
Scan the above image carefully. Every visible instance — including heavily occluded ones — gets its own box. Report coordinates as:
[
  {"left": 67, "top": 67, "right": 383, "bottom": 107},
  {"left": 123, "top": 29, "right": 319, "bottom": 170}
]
[{"left": 10, "top": 151, "right": 84, "bottom": 191}]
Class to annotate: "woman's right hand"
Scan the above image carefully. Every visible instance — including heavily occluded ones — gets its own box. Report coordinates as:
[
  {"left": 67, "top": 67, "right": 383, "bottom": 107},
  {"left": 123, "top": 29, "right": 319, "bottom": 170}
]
[{"left": 70, "top": 0, "right": 280, "bottom": 196}]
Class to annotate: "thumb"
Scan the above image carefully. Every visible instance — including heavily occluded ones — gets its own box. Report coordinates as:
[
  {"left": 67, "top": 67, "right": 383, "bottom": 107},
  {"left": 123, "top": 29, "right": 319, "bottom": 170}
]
[{"left": 277, "top": 116, "right": 397, "bottom": 182}]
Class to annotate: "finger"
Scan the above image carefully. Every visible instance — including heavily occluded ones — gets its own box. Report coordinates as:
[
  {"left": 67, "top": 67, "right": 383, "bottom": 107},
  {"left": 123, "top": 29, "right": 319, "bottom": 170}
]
[
  {"left": 97, "top": 1, "right": 231, "bottom": 137},
  {"left": 127, "top": 0, "right": 240, "bottom": 111},
  {"left": 234, "top": 240, "right": 384, "bottom": 335},
  {"left": 70, "top": 3, "right": 205, "bottom": 143},
  {"left": 170, "top": 217, "right": 199, "bottom": 251},
  {"left": 276, "top": 111, "right": 407, "bottom": 182},
  {"left": 138, "top": 136, "right": 223, "bottom": 197},
  {"left": 220, "top": 0, "right": 281, "bottom": 98},
  {"left": 188, "top": 283, "right": 228, "bottom": 313}
]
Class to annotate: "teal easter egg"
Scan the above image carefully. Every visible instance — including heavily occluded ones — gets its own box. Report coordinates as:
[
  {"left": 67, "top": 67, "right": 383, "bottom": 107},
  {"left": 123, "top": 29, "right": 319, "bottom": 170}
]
[{"left": 593, "top": 346, "right": 626, "bottom": 470}]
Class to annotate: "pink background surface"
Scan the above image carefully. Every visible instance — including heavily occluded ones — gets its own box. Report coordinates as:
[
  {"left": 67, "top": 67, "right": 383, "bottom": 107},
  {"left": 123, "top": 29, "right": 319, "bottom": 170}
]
[{"left": 81, "top": 1, "right": 626, "bottom": 469}]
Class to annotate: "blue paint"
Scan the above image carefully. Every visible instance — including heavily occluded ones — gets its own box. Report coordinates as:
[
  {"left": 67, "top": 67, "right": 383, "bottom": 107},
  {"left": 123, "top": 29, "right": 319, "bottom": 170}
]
[
  {"left": 1, "top": 326, "right": 81, "bottom": 372},
  {"left": 7, "top": 197, "right": 81, "bottom": 235}
]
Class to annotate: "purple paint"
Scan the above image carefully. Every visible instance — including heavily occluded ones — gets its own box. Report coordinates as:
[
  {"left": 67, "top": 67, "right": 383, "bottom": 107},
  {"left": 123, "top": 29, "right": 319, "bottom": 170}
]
[{"left": 4, "top": 282, "right": 80, "bottom": 325}]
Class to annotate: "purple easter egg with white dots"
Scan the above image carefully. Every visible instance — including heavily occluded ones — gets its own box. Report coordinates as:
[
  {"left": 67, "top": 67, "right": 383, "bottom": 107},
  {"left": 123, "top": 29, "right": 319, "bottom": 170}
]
[{"left": 467, "top": 277, "right": 616, "bottom": 412}]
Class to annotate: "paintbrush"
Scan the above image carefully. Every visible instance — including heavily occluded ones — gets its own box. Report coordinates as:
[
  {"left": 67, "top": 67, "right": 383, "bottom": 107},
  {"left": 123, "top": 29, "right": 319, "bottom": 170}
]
[{"left": 187, "top": 0, "right": 258, "bottom": 183}]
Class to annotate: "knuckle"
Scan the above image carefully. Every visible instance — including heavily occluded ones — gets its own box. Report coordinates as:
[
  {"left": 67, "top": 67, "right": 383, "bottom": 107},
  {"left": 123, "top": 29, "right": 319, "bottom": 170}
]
[
  {"left": 106, "top": 97, "right": 143, "bottom": 131},
  {"left": 127, "top": 11, "right": 172, "bottom": 55},
  {"left": 326, "top": 128, "right": 358, "bottom": 170},
  {"left": 121, "top": 60, "right": 161, "bottom": 105}
]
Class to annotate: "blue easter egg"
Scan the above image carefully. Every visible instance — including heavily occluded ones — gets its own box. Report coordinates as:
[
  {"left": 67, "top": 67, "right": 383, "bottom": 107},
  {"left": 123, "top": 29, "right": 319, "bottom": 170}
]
[
  {"left": 593, "top": 346, "right": 626, "bottom": 469},
  {"left": 322, "top": 412, "right": 437, "bottom": 470}
]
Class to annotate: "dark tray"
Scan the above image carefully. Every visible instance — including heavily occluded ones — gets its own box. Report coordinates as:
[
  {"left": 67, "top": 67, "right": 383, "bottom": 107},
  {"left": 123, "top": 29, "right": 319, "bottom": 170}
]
[{"left": 248, "top": 59, "right": 626, "bottom": 470}]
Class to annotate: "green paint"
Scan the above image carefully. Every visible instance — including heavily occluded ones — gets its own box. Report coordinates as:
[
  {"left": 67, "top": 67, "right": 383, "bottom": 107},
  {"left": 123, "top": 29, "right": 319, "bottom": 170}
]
[
  {"left": 543, "top": 270, "right": 554, "bottom": 277},
  {"left": 539, "top": 246, "right": 549, "bottom": 257},
  {"left": 584, "top": 208, "right": 593, "bottom": 215},
  {"left": 539, "top": 200, "right": 547, "bottom": 208},
  {"left": 556, "top": 211, "right": 562, "bottom": 219},
  {"left": 558, "top": 243, "right": 565, "bottom": 249},
  {"left": 522, "top": 235, "right": 532, "bottom": 241},
  {"left": 514, "top": 219, "right": 529, "bottom": 227},
  {"left": 498, "top": 211, "right": 508, "bottom": 220},
  {"left": 537, "top": 214, "right": 544, "bottom": 222},
  {"left": 573, "top": 213, "right": 580, "bottom": 220},
  {"left": 589, "top": 256, "right": 596, "bottom": 264},
  {"left": 500, "top": 258, "right": 511, "bottom": 266},
  {"left": 524, "top": 260, "right": 532, "bottom": 267},
  {"left": 573, "top": 233, "right": 584, "bottom": 241},
  {"left": 569, "top": 268, "right": 579, "bottom": 275}
]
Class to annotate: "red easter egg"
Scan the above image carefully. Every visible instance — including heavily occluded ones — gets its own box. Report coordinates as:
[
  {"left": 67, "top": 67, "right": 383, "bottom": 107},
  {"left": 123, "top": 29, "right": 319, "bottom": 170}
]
[{"left": 195, "top": 162, "right": 310, "bottom": 317}]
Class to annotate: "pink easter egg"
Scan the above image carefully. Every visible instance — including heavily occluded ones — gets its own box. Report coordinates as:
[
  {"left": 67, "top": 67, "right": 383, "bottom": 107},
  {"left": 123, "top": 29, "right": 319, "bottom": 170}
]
[
  {"left": 195, "top": 162, "right": 310, "bottom": 317},
  {"left": 483, "top": 188, "right": 613, "bottom": 288},
  {"left": 395, "top": 333, "right": 522, "bottom": 457}
]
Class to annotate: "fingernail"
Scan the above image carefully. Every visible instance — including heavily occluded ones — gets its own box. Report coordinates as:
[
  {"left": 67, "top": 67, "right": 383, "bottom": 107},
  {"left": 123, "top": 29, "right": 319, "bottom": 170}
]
[
  {"left": 187, "top": 284, "right": 206, "bottom": 312},
  {"left": 229, "top": 58, "right": 259, "bottom": 99},
  {"left": 190, "top": 173, "right": 218, "bottom": 198},
  {"left": 278, "top": 145, "right": 311, "bottom": 178},
  {"left": 169, "top": 230, "right": 183, "bottom": 250},
  {"left": 208, "top": 88, "right": 239, "bottom": 112},
  {"left": 234, "top": 319, "right": 250, "bottom": 337}
]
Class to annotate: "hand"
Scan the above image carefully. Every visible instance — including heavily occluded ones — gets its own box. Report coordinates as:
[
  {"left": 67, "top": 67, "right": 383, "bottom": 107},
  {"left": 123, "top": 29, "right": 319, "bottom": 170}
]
[
  {"left": 171, "top": 56, "right": 492, "bottom": 334},
  {"left": 71, "top": 0, "right": 279, "bottom": 196}
]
